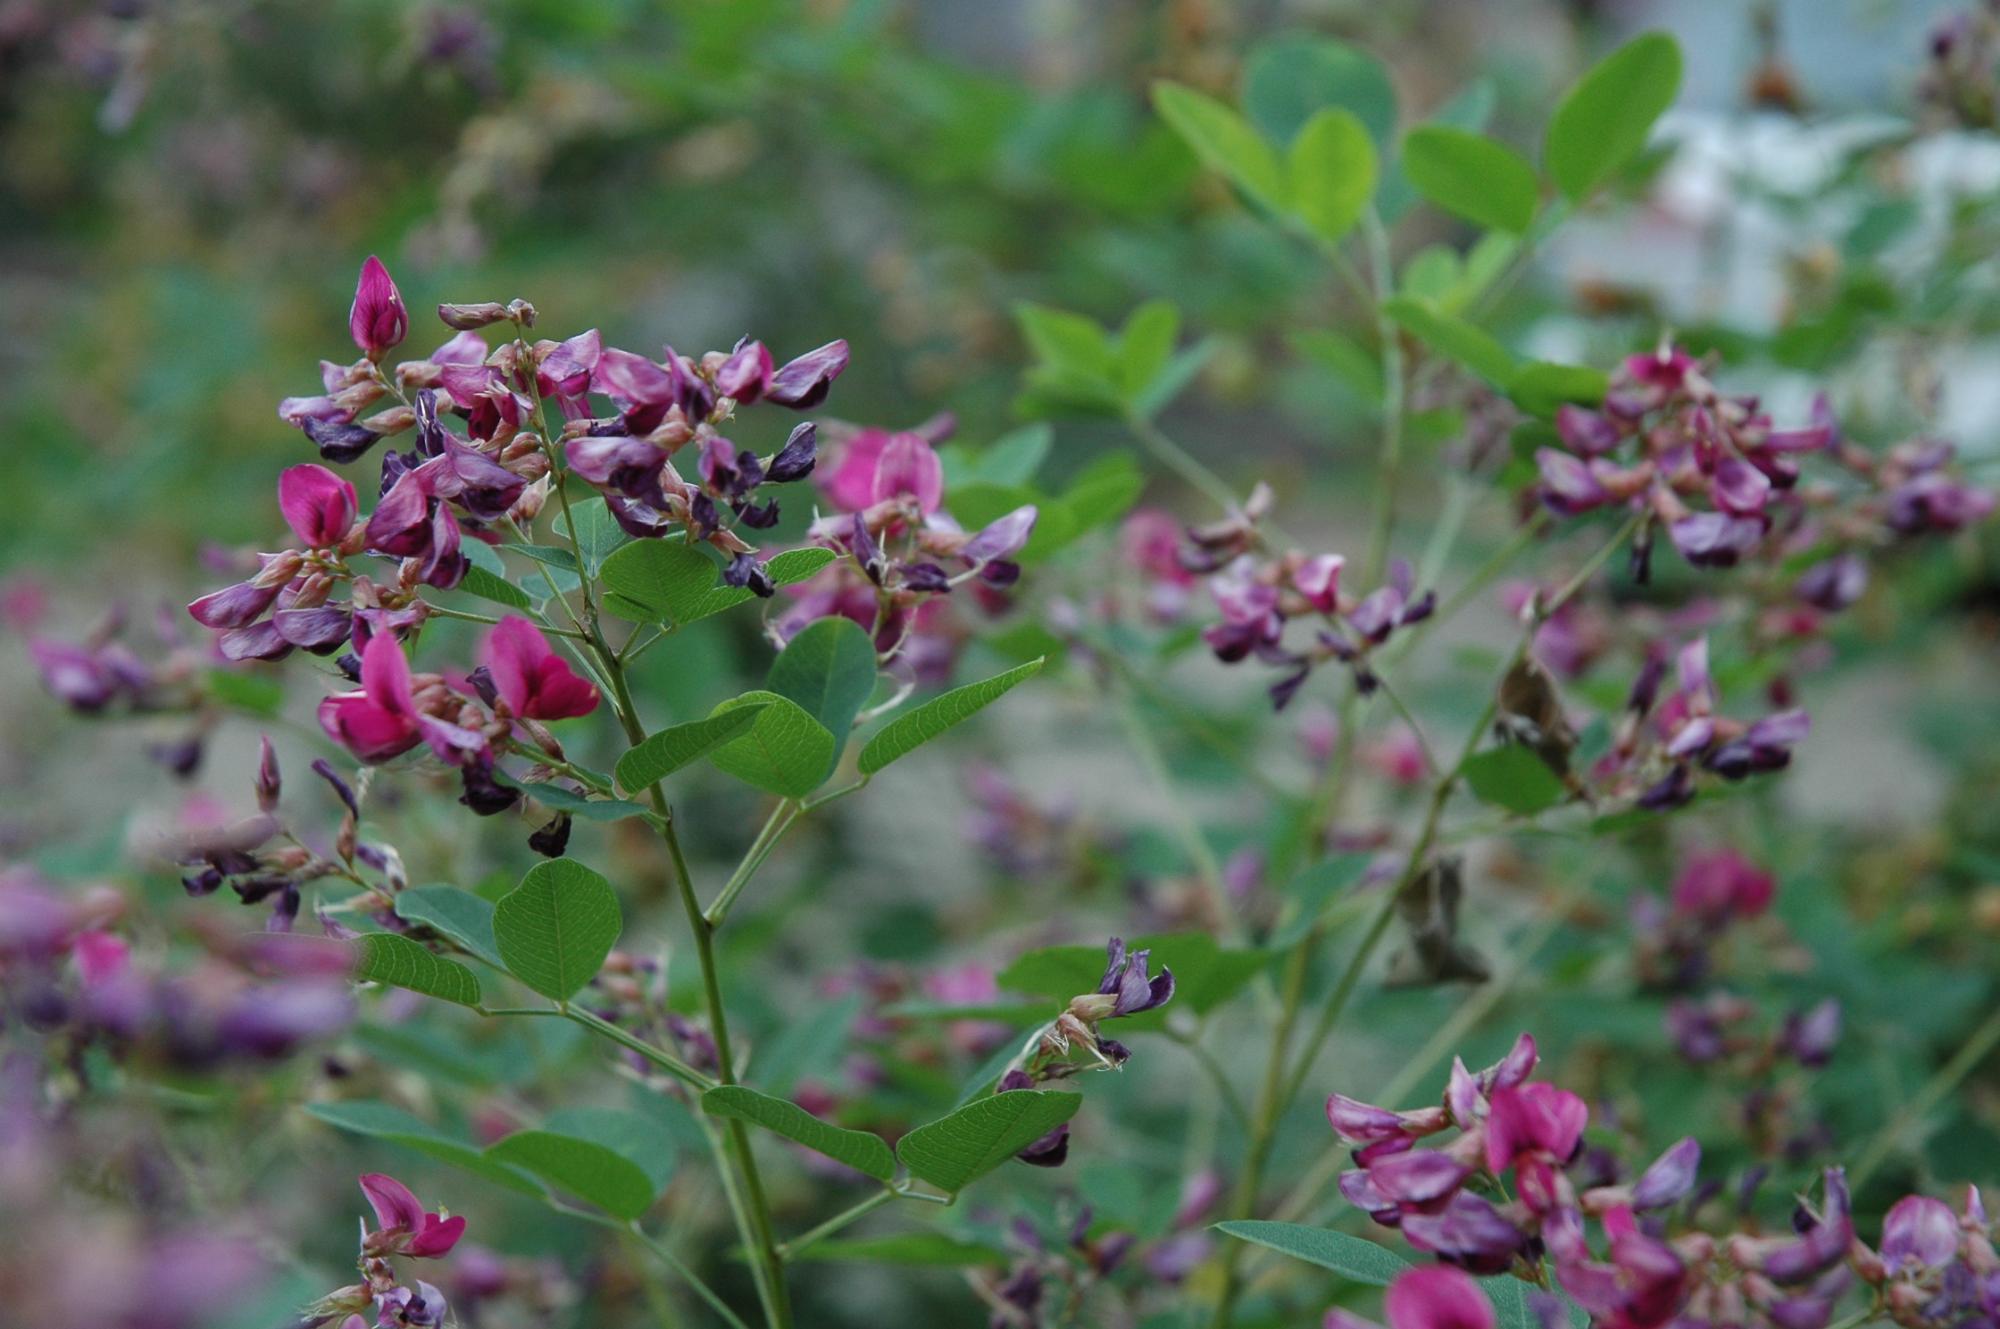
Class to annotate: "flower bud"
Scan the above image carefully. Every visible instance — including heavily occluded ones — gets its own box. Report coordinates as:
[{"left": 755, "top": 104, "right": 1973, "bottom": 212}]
[
  {"left": 350, "top": 255, "right": 409, "bottom": 360},
  {"left": 255, "top": 735, "right": 282, "bottom": 813},
  {"left": 437, "top": 301, "right": 511, "bottom": 330}
]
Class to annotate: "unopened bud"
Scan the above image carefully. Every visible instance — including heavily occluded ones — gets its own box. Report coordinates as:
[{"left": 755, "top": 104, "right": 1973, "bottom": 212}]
[
  {"left": 362, "top": 405, "right": 416, "bottom": 436},
  {"left": 437, "top": 301, "right": 512, "bottom": 331},
  {"left": 506, "top": 298, "right": 536, "bottom": 327},
  {"left": 255, "top": 736, "right": 282, "bottom": 813},
  {"left": 252, "top": 551, "right": 305, "bottom": 588}
]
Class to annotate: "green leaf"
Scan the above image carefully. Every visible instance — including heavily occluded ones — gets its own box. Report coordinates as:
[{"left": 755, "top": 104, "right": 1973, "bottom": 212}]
[
  {"left": 790, "top": 1234, "right": 1006, "bottom": 1266},
  {"left": 204, "top": 667, "right": 284, "bottom": 716},
  {"left": 704, "top": 691, "right": 838, "bottom": 798},
  {"left": 353, "top": 933, "right": 483, "bottom": 1007},
  {"left": 507, "top": 543, "right": 581, "bottom": 573},
  {"left": 1242, "top": 36, "right": 1397, "bottom": 146},
  {"left": 897, "top": 1090, "right": 1083, "bottom": 1194},
  {"left": 766, "top": 616, "right": 878, "bottom": 743},
  {"left": 1152, "top": 81, "right": 1288, "bottom": 213},
  {"left": 1293, "top": 329, "right": 1383, "bottom": 407},
  {"left": 1506, "top": 362, "right": 1611, "bottom": 418},
  {"left": 970, "top": 425, "right": 1052, "bottom": 487},
  {"left": 491, "top": 770, "right": 650, "bottom": 821},
  {"left": 1131, "top": 340, "right": 1218, "bottom": 420},
  {"left": 1213, "top": 1221, "right": 1410, "bottom": 1284},
  {"left": 1055, "top": 452, "right": 1145, "bottom": 535},
  {"left": 459, "top": 542, "right": 533, "bottom": 611},
  {"left": 1117, "top": 300, "right": 1180, "bottom": 398},
  {"left": 553, "top": 497, "right": 631, "bottom": 578},
  {"left": 394, "top": 885, "right": 503, "bottom": 968},
  {"left": 1287, "top": 107, "right": 1376, "bottom": 245},
  {"left": 1402, "top": 126, "right": 1540, "bottom": 233},
  {"left": 1382, "top": 296, "right": 1519, "bottom": 385},
  {"left": 492, "top": 858, "right": 623, "bottom": 1001},
  {"left": 995, "top": 932, "right": 1270, "bottom": 1026},
  {"left": 701, "top": 1086, "right": 897, "bottom": 1181},
  {"left": 858, "top": 659, "right": 1044, "bottom": 775},
  {"left": 1545, "top": 32, "right": 1683, "bottom": 201},
  {"left": 304, "top": 1101, "right": 542, "bottom": 1196},
  {"left": 1461, "top": 746, "right": 1568, "bottom": 816},
  {"left": 614, "top": 705, "right": 769, "bottom": 793},
  {"left": 1014, "top": 303, "right": 1116, "bottom": 378},
  {"left": 599, "top": 543, "right": 836, "bottom": 627},
  {"left": 543, "top": 1106, "right": 676, "bottom": 1195},
  {"left": 486, "top": 1129, "right": 658, "bottom": 1219}
]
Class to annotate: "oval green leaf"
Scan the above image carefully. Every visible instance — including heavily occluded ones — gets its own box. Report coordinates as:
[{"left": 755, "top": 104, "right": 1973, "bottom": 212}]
[
  {"left": 615, "top": 704, "right": 768, "bottom": 793},
  {"left": 486, "top": 1128, "right": 658, "bottom": 1220},
  {"left": 858, "top": 659, "right": 1044, "bottom": 775},
  {"left": 1287, "top": 107, "right": 1377, "bottom": 245},
  {"left": 305, "top": 1100, "right": 542, "bottom": 1196},
  {"left": 701, "top": 1085, "right": 896, "bottom": 1181},
  {"left": 767, "top": 616, "right": 878, "bottom": 742},
  {"left": 492, "top": 858, "right": 622, "bottom": 1002},
  {"left": 1242, "top": 36, "right": 1397, "bottom": 146},
  {"left": 897, "top": 1090, "right": 1083, "bottom": 1194},
  {"left": 394, "top": 884, "right": 503, "bottom": 968},
  {"left": 1152, "top": 81, "right": 1287, "bottom": 213},
  {"left": 352, "top": 933, "right": 482, "bottom": 1007},
  {"left": 1213, "top": 1220, "right": 1410, "bottom": 1284},
  {"left": 704, "top": 691, "right": 838, "bottom": 798},
  {"left": 1402, "top": 126, "right": 1540, "bottom": 233},
  {"left": 1544, "top": 32, "right": 1683, "bottom": 201}
]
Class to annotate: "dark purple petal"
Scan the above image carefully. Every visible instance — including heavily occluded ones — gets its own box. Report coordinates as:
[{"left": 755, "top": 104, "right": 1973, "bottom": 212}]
[{"left": 765, "top": 339, "right": 849, "bottom": 409}]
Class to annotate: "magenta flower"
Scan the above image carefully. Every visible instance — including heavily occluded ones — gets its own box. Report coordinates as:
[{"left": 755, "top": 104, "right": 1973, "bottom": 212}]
[
  {"left": 480, "top": 616, "right": 599, "bottom": 721},
  {"left": 1670, "top": 848, "right": 1774, "bottom": 925},
  {"left": 318, "top": 633, "right": 482, "bottom": 765},
  {"left": 871, "top": 431, "right": 944, "bottom": 515},
  {"left": 715, "top": 338, "right": 774, "bottom": 402},
  {"left": 1484, "top": 1082, "right": 1588, "bottom": 1175},
  {"left": 359, "top": 1174, "right": 465, "bottom": 1259},
  {"left": 278, "top": 464, "right": 358, "bottom": 549},
  {"left": 1327, "top": 1264, "right": 1496, "bottom": 1329},
  {"left": 318, "top": 634, "right": 425, "bottom": 763},
  {"left": 349, "top": 256, "right": 409, "bottom": 361},
  {"left": 765, "top": 338, "right": 849, "bottom": 409}
]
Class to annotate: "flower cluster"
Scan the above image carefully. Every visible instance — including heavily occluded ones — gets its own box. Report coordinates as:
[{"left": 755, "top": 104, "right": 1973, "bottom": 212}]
[
  {"left": 1536, "top": 345, "right": 1993, "bottom": 577},
  {"left": 995, "top": 938, "right": 1176, "bottom": 1168},
  {"left": 0, "top": 867, "right": 353, "bottom": 1069},
  {"left": 1323, "top": 1032, "right": 2000, "bottom": 1329},
  {"left": 1184, "top": 485, "right": 1435, "bottom": 707},
  {"left": 1631, "top": 845, "right": 1778, "bottom": 990},
  {"left": 1331, "top": 1033, "right": 1702, "bottom": 1323},
  {"left": 781, "top": 417, "right": 1039, "bottom": 677},
  {"left": 305, "top": 1174, "right": 467, "bottom": 1329},
  {"left": 1594, "top": 636, "right": 1811, "bottom": 811}
]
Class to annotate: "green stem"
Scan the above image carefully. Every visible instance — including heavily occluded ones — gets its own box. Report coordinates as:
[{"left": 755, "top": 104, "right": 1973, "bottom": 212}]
[
  {"left": 1850, "top": 999, "right": 2000, "bottom": 1189},
  {"left": 1360, "top": 210, "right": 1406, "bottom": 588},
  {"left": 424, "top": 601, "right": 588, "bottom": 637},
  {"left": 776, "top": 1188, "right": 897, "bottom": 1259},
  {"left": 704, "top": 800, "right": 802, "bottom": 927},
  {"left": 564, "top": 1006, "right": 718, "bottom": 1093}
]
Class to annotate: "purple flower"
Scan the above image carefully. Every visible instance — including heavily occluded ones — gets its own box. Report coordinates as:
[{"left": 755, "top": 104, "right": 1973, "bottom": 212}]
[
  {"left": 1095, "top": 937, "right": 1174, "bottom": 1017},
  {"left": 1669, "top": 512, "right": 1766, "bottom": 568},
  {"left": 1630, "top": 1137, "right": 1701, "bottom": 1210},
  {"left": 1881, "top": 1194, "right": 1959, "bottom": 1274},
  {"left": 1795, "top": 552, "right": 1868, "bottom": 612},
  {"left": 765, "top": 339, "right": 849, "bottom": 409},
  {"left": 1762, "top": 1169, "right": 1853, "bottom": 1284},
  {"left": 1779, "top": 998, "right": 1841, "bottom": 1068}
]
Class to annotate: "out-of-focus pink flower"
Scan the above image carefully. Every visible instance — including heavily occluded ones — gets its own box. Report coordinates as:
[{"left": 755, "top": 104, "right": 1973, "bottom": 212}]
[
  {"left": 480, "top": 616, "right": 598, "bottom": 721},
  {"left": 871, "top": 432, "right": 944, "bottom": 515},
  {"left": 1880, "top": 1194, "right": 1959, "bottom": 1273},
  {"left": 1325, "top": 1264, "right": 1496, "bottom": 1329},
  {"left": 360, "top": 1173, "right": 467, "bottom": 1259},
  {"left": 1670, "top": 848, "right": 1774, "bottom": 925}
]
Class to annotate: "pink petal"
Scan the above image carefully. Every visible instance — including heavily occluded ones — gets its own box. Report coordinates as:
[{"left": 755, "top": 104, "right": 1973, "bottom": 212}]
[
  {"left": 871, "top": 432, "right": 944, "bottom": 515},
  {"left": 1385, "top": 1264, "right": 1495, "bottom": 1329},
  {"left": 278, "top": 464, "right": 358, "bottom": 549},
  {"left": 359, "top": 1173, "right": 427, "bottom": 1233}
]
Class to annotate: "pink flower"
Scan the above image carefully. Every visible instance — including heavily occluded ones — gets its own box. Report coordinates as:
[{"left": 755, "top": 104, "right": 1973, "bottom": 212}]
[
  {"left": 871, "top": 432, "right": 944, "bottom": 515},
  {"left": 819, "top": 427, "right": 890, "bottom": 511},
  {"left": 1326, "top": 1264, "right": 1495, "bottom": 1329},
  {"left": 1669, "top": 848, "right": 1774, "bottom": 925},
  {"left": 71, "top": 930, "right": 131, "bottom": 986},
  {"left": 349, "top": 256, "right": 408, "bottom": 360},
  {"left": 480, "top": 616, "right": 599, "bottom": 721},
  {"left": 317, "top": 634, "right": 424, "bottom": 763},
  {"left": 1484, "top": 1082, "right": 1588, "bottom": 1175},
  {"left": 278, "top": 464, "right": 358, "bottom": 549},
  {"left": 359, "top": 1173, "right": 466, "bottom": 1259}
]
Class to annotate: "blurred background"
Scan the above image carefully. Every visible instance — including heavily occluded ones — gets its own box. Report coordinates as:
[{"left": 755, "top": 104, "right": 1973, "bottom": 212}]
[{"left": 6, "top": 1, "right": 2000, "bottom": 1326}]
